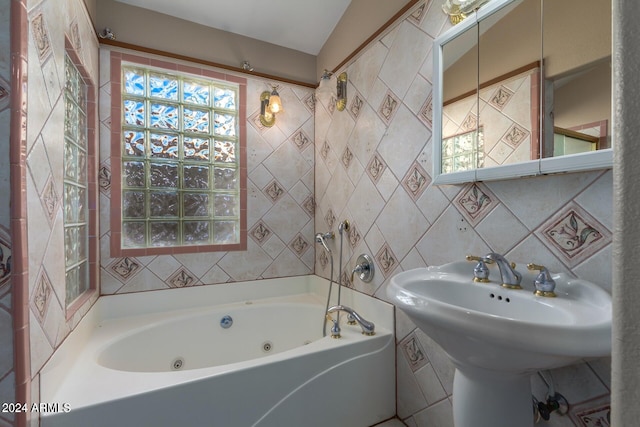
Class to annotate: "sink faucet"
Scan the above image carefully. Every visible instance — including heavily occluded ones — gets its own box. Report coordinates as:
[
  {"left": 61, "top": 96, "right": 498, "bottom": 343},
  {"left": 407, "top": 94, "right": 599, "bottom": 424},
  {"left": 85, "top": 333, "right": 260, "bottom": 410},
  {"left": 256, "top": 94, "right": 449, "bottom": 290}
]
[
  {"left": 327, "top": 305, "right": 375, "bottom": 337},
  {"left": 484, "top": 253, "right": 522, "bottom": 289}
]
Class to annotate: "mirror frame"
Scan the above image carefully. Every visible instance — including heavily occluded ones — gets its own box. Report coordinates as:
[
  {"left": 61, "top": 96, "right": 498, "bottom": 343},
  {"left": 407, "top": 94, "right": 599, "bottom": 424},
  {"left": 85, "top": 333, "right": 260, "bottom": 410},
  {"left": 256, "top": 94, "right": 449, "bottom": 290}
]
[{"left": 432, "top": 0, "right": 613, "bottom": 185}]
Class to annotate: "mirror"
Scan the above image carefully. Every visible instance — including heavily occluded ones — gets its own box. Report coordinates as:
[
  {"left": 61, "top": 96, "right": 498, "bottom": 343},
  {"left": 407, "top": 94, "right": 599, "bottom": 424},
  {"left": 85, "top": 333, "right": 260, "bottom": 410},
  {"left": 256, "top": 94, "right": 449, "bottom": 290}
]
[{"left": 432, "top": 0, "right": 612, "bottom": 184}]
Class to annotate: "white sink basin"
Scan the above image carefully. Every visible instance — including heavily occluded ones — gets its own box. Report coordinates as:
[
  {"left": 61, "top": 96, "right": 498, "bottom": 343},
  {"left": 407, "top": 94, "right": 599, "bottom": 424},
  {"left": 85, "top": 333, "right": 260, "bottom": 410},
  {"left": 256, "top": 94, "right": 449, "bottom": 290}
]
[{"left": 387, "top": 260, "right": 611, "bottom": 427}]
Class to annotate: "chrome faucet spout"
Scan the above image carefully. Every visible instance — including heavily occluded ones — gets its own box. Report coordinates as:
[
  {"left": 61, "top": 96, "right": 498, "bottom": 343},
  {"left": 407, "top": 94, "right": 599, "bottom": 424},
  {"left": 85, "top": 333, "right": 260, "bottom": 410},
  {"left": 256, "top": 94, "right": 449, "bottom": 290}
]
[
  {"left": 485, "top": 253, "right": 522, "bottom": 289},
  {"left": 327, "top": 305, "right": 375, "bottom": 336}
]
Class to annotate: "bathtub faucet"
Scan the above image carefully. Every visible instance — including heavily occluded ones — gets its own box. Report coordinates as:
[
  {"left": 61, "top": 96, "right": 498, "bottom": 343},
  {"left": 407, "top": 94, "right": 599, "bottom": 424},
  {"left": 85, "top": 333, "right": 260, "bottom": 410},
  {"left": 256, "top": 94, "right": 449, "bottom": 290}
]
[{"left": 326, "top": 305, "right": 375, "bottom": 337}]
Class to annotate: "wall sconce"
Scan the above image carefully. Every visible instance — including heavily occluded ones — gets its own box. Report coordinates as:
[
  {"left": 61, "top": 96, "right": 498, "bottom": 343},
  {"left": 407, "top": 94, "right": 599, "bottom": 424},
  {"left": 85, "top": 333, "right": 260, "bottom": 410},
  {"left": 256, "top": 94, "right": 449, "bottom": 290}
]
[
  {"left": 442, "top": 0, "right": 490, "bottom": 24},
  {"left": 316, "top": 70, "right": 348, "bottom": 112},
  {"left": 260, "top": 87, "right": 283, "bottom": 127},
  {"left": 336, "top": 72, "right": 347, "bottom": 111}
]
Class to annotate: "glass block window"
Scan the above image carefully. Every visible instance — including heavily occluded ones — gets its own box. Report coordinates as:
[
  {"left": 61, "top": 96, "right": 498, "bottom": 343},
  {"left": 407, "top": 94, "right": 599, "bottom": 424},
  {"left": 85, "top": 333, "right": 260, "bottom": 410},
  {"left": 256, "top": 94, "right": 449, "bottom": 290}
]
[
  {"left": 120, "top": 65, "right": 241, "bottom": 249},
  {"left": 64, "top": 54, "right": 90, "bottom": 307},
  {"left": 441, "top": 128, "right": 485, "bottom": 173}
]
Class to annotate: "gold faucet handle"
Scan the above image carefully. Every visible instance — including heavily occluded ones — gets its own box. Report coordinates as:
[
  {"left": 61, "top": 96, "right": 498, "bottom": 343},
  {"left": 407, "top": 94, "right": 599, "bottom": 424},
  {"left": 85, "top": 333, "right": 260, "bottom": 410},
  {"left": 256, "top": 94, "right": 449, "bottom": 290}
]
[
  {"left": 527, "top": 263, "right": 546, "bottom": 272},
  {"left": 466, "top": 255, "right": 494, "bottom": 264}
]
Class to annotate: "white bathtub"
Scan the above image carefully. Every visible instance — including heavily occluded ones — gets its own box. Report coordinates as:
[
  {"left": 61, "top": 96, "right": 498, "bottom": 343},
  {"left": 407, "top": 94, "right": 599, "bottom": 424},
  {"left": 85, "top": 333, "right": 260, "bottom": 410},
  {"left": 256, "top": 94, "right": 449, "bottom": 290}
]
[{"left": 40, "top": 275, "right": 395, "bottom": 427}]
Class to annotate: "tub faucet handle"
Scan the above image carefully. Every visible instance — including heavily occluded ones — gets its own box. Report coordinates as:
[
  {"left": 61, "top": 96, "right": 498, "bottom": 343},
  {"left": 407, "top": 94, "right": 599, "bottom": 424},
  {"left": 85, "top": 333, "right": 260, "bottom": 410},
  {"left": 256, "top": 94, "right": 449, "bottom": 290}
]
[
  {"left": 351, "top": 254, "right": 375, "bottom": 283},
  {"left": 326, "top": 314, "right": 341, "bottom": 339},
  {"left": 527, "top": 263, "right": 557, "bottom": 297}
]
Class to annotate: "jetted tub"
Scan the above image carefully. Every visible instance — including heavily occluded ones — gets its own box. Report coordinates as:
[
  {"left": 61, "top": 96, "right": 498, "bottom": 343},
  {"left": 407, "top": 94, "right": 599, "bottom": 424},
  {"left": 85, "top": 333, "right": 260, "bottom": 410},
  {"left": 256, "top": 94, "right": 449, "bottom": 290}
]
[{"left": 40, "top": 276, "right": 395, "bottom": 427}]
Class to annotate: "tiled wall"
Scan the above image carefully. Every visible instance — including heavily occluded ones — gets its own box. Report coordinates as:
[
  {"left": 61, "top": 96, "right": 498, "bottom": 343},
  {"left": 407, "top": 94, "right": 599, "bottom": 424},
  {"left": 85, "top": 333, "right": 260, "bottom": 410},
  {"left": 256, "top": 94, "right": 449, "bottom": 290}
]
[
  {"left": 24, "top": 0, "right": 100, "bottom": 414},
  {"left": 314, "top": 1, "right": 612, "bottom": 425},
  {"left": 98, "top": 49, "right": 316, "bottom": 294},
  {"left": 0, "top": 0, "right": 14, "bottom": 424}
]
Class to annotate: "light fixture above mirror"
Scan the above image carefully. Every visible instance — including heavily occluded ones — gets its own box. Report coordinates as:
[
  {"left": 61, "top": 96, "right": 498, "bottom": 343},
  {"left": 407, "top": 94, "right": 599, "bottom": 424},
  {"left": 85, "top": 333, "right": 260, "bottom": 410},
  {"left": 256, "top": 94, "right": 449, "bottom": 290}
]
[{"left": 260, "top": 86, "right": 284, "bottom": 127}]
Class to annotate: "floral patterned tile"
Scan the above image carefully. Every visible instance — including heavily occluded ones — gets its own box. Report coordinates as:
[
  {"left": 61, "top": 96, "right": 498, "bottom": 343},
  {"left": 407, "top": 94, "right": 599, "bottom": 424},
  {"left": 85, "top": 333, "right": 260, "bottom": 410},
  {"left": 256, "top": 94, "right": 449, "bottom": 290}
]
[
  {"left": 319, "top": 140, "right": 331, "bottom": 160},
  {"left": 375, "top": 243, "right": 398, "bottom": 278},
  {"left": 348, "top": 223, "right": 362, "bottom": 249},
  {"left": 262, "top": 179, "right": 286, "bottom": 203},
  {"left": 402, "top": 161, "right": 431, "bottom": 201},
  {"left": 302, "top": 93, "right": 315, "bottom": 114},
  {"left": 324, "top": 207, "right": 336, "bottom": 229},
  {"left": 31, "top": 12, "right": 52, "bottom": 63},
  {"left": 107, "top": 257, "right": 142, "bottom": 283},
  {"left": 535, "top": 202, "right": 611, "bottom": 268},
  {"left": 569, "top": 395, "right": 611, "bottom": 427},
  {"left": 290, "top": 129, "right": 312, "bottom": 151},
  {"left": 489, "top": 85, "right": 514, "bottom": 111},
  {"left": 454, "top": 182, "right": 498, "bottom": 226},
  {"left": 399, "top": 331, "right": 429, "bottom": 372},
  {"left": 0, "top": 76, "right": 9, "bottom": 112},
  {"left": 407, "top": 1, "right": 428, "bottom": 27},
  {"left": 30, "top": 268, "right": 53, "bottom": 324},
  {"left": 418, "top": 93, "right": 433, "bottom": 130},
  {"left": 501, "top": 123, "right": 529, "bottom": 148},
  {"left": 249, "top": 221, "right": 271, "bottom": 245},
  {"left": 348, "top": 92, "right": 364, "bottom": 121},
  {"left": 98, "top": 163, "right": 111, "bottom": 194},
  {"left": 378, "top": 89, "right": 401, "bottom": 125},
  {"left": 166, "top": 267, "right": 198, "bottom": 288},
  {"left": 289, "top": 233, "right": 310, "bottom": 257},
  {"left": 342, "top": 146, "right": 354, "bottom": 169},
  {"left": 302, "top": 196, "right": 315, "bottom": 217},
  {"left": 366, "top": 153, "right": 387, "bottom": 184},
  {"left": 0, "top": 226, "right": 10, "bottom": 289}
]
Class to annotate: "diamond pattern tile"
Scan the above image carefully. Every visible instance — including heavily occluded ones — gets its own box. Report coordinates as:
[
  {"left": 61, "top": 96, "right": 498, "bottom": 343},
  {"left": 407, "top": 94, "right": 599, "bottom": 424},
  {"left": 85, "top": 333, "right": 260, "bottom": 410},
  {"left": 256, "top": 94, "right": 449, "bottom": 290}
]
[
  {"left": 454, "top": 183, "right": 498, "bottom": 226},
  {"left": 535, "top": 202, "right": 612, "bottom": 268}
]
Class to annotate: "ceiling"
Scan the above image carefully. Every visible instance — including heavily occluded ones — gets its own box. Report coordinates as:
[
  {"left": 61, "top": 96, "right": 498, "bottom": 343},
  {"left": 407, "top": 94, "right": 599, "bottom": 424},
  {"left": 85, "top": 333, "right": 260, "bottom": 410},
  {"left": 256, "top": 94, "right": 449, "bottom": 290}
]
[{"left": 114, "top": 0, "right": 353, "bottom": 55}]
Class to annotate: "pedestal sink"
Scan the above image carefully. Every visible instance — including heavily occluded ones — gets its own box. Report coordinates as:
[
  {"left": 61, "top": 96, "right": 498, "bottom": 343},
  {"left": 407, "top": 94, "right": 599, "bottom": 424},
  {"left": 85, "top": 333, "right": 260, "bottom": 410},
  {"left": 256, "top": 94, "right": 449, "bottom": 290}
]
[{"left": 387, "top": 260, "right": 611, "bottom": 427}]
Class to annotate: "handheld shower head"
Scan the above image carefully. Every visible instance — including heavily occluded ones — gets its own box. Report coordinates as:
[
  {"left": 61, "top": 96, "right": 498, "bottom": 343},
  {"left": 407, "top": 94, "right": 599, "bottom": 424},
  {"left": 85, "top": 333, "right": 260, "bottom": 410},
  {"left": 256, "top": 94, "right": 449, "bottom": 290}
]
[{"left": 315, "top": 232, "right": 334, "bottom": 254}]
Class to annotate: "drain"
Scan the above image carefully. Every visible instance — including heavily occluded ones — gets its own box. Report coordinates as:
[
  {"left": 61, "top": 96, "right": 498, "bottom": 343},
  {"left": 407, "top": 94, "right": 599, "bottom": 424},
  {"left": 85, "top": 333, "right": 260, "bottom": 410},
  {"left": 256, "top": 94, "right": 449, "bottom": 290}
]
[
  {"left": 171, "top": 357, "right": 184, "bottom": 370},
  {"left": 262, "top": 341, "right": 273, "bottom": 353}
]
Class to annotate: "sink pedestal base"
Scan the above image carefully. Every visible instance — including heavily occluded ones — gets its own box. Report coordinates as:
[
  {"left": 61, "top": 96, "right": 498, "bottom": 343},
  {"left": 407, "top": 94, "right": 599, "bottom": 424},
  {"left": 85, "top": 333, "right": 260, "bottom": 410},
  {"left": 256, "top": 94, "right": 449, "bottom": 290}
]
[{"left": 453, "top": 367, "right": 533, "bottom": 427}]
